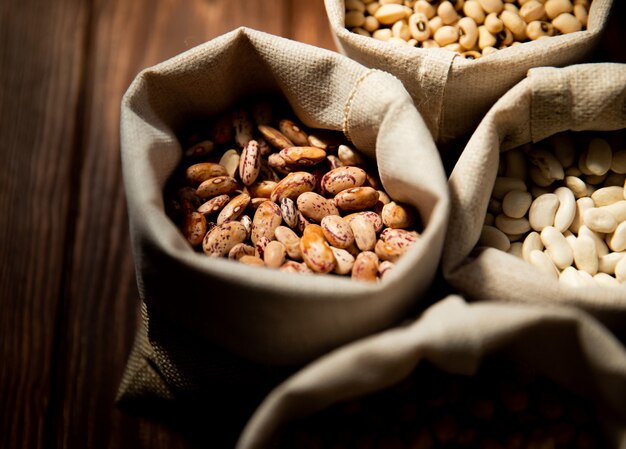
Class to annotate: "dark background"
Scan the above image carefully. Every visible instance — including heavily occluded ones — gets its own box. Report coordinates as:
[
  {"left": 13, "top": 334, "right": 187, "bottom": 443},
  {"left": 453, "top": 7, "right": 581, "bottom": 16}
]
[{"left": 1, "top": 1, "right": 624, "bottom": 448}]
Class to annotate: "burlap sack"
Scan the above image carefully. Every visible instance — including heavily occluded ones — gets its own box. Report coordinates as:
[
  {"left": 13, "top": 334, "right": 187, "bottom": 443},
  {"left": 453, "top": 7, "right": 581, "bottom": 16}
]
[
  {"left": 236, "top": 295, "right": 626, "bottom": 449},
  {"left": 118, "top": 28, "right": 449, "bottom": 401},
  {"left": 324, "top": 0, "right": 613, "bottom": 143},
  {"left": 443, "top": 63, "right": 626, "bottom": 338}
]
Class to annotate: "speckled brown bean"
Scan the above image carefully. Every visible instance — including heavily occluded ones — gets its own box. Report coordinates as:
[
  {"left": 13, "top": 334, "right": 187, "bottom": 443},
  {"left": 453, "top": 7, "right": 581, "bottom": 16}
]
[
  {"left": 177, "top": 187, "right": 203, "bottom": 212},
  {"left": 352, "top": 251, "right": 380, "bottom": 282},
  {"left": 275, "top": 226, "right": 302, "bottom": 260},
  {"left": 264, "top": 240, "right": 287, "bottom": 268},
  {"left": 296, "top": 210, "right": 312, "bottom": 235},
  {"left": 270, "top": 171, "right": 317, "bottom": 202},
  {"left": 280, "top": 197, "right": 299, "bottom": 228},
  {"left": 239, "top": 255, "right": 265, "bottom": 266},
  {"left": 228, "top": 242, "right": 255, "bottom": 260},
  {"left": 321, "top": 215, "right": 355, "bottom": 249},
  {"left": 185, "top": 162, "right": 228, "bottom": 185},
  {"left": 279, "top": 260, "right": 313, "bottom": 273},
  {"left": 219, "top": 149, "right": 241, "bottom": 178},
  {"left": 300, "top": 224, "right": 337, "bottom": 273},
  {"left": 335, "top": 187, "right": 380, "bottom": 211},
  {"left": 344, "top": 211, "right": 384, "bottom": 233},
  {"left": 278, "top": 119, "right": 310, "bottom": 146},
  {"left": 202, "top": 221, "right": 248, "bottom": 257},
  {"left": 197, "top": 194, "right": 230, "bottom": 215},
  {"left": 382, "top": 201, "right": 416, "bottom": 229},
  {"left": 331, "top": 247, "right": 356, "bottom": 275},
  {"left": 297, "top": 192, "right": 340, "bottom": 222},
  {"left": 184, "top": 140, "right": 215, "bottom": 159},
  {"left": 267, "top": 153, "right": 291, "bottom": 175},
  {"left": 350, "top": 215, "right": 377, "bottom": 251},
  {"left": 196, "top": 176, "right": 239, "bottom": 199},
  {"left": 258, "top": 124, "right": 294, "bottom": 150},
  {"left": 254, "top": 235, "right": 271, "bottom": 259},
  {"left": 327, "top": 155, "right": 344, "bottom": 170},
  {"left": 279, "top": 146, "right": 327, "bottom": 168},
  {"left": 239, "top": 140, "right": 261, "bottom": 186},
  {"left": 233, "top": 109, "right": 254, "bottom": 148},
  {"left": 210, "top": 114, "right": 233, "bottom": 145},
  {"left": 217, "top": 193, "right": 250, "bottom": 225},
  {"left": 321, "top": 166, "right": 367, "bottom": 195},
  {"left": 182, "top": 212, "right": 207, "bottom": 246},
  {"left": 251, "top": 200, "right": 282, "bottom": 245},
  {"left": 240, "top": 215, "right": 252, "bottom": 237},
  {"left": 375, "top": 228, "right": 420, "bottom": 261},
  {"left": 248, "top": 180, "right": 277, "bottom": 199},
  {"left": 378, "top": 260, "right": 395, "bottom": 279},
  {"left": 338, "top": 144, "right": 366, "bottom": 167}
]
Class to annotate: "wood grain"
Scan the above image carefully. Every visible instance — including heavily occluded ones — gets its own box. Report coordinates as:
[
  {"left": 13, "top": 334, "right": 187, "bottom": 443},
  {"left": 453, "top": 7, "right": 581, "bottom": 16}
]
[{"left": 0, "top": 0, "right": 89, "bottom": 448}]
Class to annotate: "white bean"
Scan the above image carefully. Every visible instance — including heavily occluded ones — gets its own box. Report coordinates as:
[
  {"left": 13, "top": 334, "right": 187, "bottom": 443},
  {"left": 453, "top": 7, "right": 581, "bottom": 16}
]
[
  {"left": 599, "top": 252, "right": 625, "bottom": 275},
  {"left": 507, "top": 241, "right": 523, "bottom": 258},
  {"left": 607, "top": 222, "right": 626, "bottom": 252},
  {"left": 522, "top": 231, "right": 543, "bottom": 262},
  {"left": 585, "top": 138, "right": 613, "bottom": 176},
  {"left": 502, "top": 189, "right": 532, "bottom": 218},
  {"left": 528, "top": 250, "right": 559, "bottom": 279},
  {"left": 478, "top": 225, "right": 511, "bottom": 251},
  {"left": 615, "top": 255, "right": 626, "bottom": 283},
  {"left": 495, "top": 214, "right": 531, "bottom": 235},
  {"left": 529, "top": 193, "right": 559, "bottom": 231},
  {"left": 559, "top": 266, "right": 584, "bottom": 287},
  {"left": 563, "top": 176, "right": 587, "bottom": 199},
  {"left": 553, "top": 186, "right": 576, "bottom": 232},
  {"left": 573, "top": 235, "right": 598, "bottom": 275},
  {"left": 594, "top": 272, "right": 620, "bottom": 288},
  {"left": 583, "top": 208, "right": 618, "bottom": 234},
  {"left": 579, "top": 225, "right": 609, "bottom": 257},
  {"left": 541, "top": 226, "right": 573, "bottom": 269},
  {"left": 600, "top": 200, "right": 626, "bottom": 223},
  {"left": 591, "top": 186, "right": 624, "bottom": 207},
  {"left": 569, "top": 196, "right": 594, "bottom": 234}
]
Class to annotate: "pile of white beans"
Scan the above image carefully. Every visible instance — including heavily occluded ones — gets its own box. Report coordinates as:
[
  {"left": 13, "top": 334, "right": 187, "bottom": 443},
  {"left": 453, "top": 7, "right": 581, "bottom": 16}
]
[
  {"left": 479, "top": 131, "right": 626, "bottom": 287},
  {"left": 344, "top": 0, "right": 591, "bottom": 59}
]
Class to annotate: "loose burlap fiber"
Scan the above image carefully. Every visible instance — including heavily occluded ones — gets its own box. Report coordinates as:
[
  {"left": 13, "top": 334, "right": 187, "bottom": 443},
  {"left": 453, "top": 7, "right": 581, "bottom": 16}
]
[
  {"left": 118, "top": 28, "right": 449, "bottom": 401},
  {"left": 236, "top": 295, "right": 626, "bottom": 449},
  {"left": 324, "top": 0, "right": 613, "bottom": 143},
  {"left": 443, "top": 63, "right": 626, "bottom": 338}
]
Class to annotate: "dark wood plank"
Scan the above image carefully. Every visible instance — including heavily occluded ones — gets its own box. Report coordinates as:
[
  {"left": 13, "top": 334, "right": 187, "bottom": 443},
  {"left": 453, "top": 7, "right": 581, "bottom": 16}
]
[
  {"left": 288, "top": 0, "right": 337, "bottom": 51},
  {"left": 0, "top": 1, "right": 89, "bottom": 448},
  {"left": 49, "top": 1, "right": 296, "bottom": 449}
]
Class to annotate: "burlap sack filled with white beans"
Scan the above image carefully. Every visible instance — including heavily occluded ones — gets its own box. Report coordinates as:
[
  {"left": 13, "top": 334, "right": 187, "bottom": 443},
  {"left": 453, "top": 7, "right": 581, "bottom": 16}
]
[
  {"left": 443, "top": 63, "right": 626, "bottom": 338},
  {"left": 117, "top": 28, "right": 449, "bottom": 402},
  {"left": 324, "top": 0, "right": 612, "bottom": 143},
  {"left": 236, "top": 296, "right": 626, "bottom": 449}
]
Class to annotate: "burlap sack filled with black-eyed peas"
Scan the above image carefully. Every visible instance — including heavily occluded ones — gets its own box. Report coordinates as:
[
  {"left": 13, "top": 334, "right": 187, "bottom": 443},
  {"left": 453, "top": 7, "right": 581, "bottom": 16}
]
[
  {"left": 443, "top": 63, "right": 626, "bottom": 338},
  {"left": 236, "top": 296, "right": 626, "bottom": 449},
  {"left": 117, "top": 28, "right": 449, "bottom": 404},
  {"left": 324, "top": 0, "right": 612, "bottom": 143}
]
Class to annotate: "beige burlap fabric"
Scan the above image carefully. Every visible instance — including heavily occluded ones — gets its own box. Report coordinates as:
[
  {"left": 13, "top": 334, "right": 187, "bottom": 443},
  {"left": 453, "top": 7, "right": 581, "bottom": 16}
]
[
  {"left": 236, "top": 295, "right": 626, "bottom": 449},
  {"left": 324, "top": 0, "right": 613, "bottom": 143},
  {"left": 443, "top": 63, "right": 626, "bottom": 338},
  {"left": 118, "top": 28, "right": 449, "bottom": 400}
]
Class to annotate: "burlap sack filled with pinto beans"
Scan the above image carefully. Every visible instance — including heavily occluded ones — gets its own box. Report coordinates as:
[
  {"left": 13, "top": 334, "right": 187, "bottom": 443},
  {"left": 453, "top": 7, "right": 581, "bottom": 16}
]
[
  {"left": 236, "top": 296, "right": 626, "bottom": 449},
  {"left": 117, "top": 28, "right": 449, "bottom": 403},
  {"left": 324, "top": 0, "right": 613, "bottom": 143},
  {"left": 443, "top": 63, "right": 626, "bottom": 338}
]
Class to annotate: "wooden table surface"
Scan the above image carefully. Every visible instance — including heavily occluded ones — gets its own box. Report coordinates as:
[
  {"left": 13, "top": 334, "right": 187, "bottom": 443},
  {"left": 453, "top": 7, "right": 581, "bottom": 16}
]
[{"left": 1, "top": 1, "right": 625, "bottom": 448}]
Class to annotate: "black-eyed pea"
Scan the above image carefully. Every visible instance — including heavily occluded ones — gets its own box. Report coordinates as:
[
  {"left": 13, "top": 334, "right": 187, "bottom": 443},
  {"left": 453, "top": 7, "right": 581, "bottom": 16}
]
[
  {"left": 583, "top": 208, "right": 618, "bottom": 234},
  {"left": 251, "top": 200, "right": 282, "bottom": 245},
  {"left": 519, "top": 0, "right": 546, "bottom": 22},
  {"left": 380, "top": 0, "right": 403, "bottom": 4},
  {"left": 239, "top": 255, "right": 265, "bottom": 267},
  {"left": 422, "top": 39, "right": 441, "bottom": 48},
  {"left": 458, "top": 17, "right": 478, "bottom": 48},
  {"left": 321, "top": 215, "right": 355, "bottom": 249},
  {"left": 352, "top": 251, "right": 380, "bottom": 282},
  {"left": 264, "top": 240, "right": 287, "bottom": 268},
  {"left": 184, "top": 140, "right": 215, "bottom": 159},
  {"left": 407, "top": 38, "right": 419, "bottom": 46},
  {"left": 528, "top": 249, "right": 559, "bottom": 279},
  {"left": 392, "top": 20, "right": 412, "bottom": 40},
  {"left": 544, "top": 0, "right": 573, "bottom": 19},
  {"left": 202, "top": 221, "right": 248, "bottom": 257},
  {"left": 502, "top": 189, "right": 532, "bottom": 218},
  {"left": 484, "top": 12, "right": 503, "bottom": 34},
  {"left": 378, "top": 260, "right": 395, "bottom": 278},
  {"left": 388, "top": 36, "right": 410, "bottom": 45},
  {"left": 186, "top": 162, "right": 229, "bottom": 186},
  {"left": 182, "top": 212, "right": 207, "bottom": 247},
  {"left": 228, "top": 242, "right": 255, "bottom": 260},
  {"left": 434, "top": 25, "right": 459, "bottom": 46},
  {"left": 196, "top": 176, "right": 239, "bottom": 199},
  {"left": 366, "top": 1, "right": 381, "bottom": 15},
  {"left": 482, "top": 46, "right": 498, "bottom": 55},
  {"left": 414, "top": 0, "right": 436, "bottom": 18},
  {"left": 298, "top": 192, "right": 340, "bottom": 222},
  {"left": 335, "top": 187, "right": 379, "bottom": 211},
  {"left": 331, "top": 247, "right": 356, "bottom": 275},
  {"left": 364, "top": 15, "right": 381, "bottom": 32},
  {"left": 352, "top": 27, "right": 370, "bottom": 38},
  {"left": 478, "top": 25, "right": 497, "bottom": 49},
  {"left": 540, "top": 226, "right": 573, "bottom": 269},
  {"left": 275, "top": 226, "right": 302, "bottom": 260},
  {"left": 346, "top": 0, "right": 367, "bottom": 12},
  {"left": 500, "top": 10, "right": 527, "bottom": 39},
  {"left": 429, "top": 16, "right": 445, "bottom": 33},
  {"left": 438, "top": 1, "right": 460, "bottom": 24},
  {"left": 553, "top": 186, "right": 576, "bottom": 232},
  {"left": 599, "top": 252, "right": 625, "bottom": 275},
  {"left": 300, "top": 224, "right": 337, "bottom": 273},
  {"left": 478, "top": 0, "right": 503, "bottom": 14},
  {"left": 409, "top": 13, "right": 432, "bottom": 40},
  {"left": 503, "top": 3, "right": 519, "bottom": 13},
  {"left": 233, "top": 109, "right": 254, "bottom": 148},
  {"left": 350, "top": 215, "right": 377, "bottom": 251},
  {"left": 496, "top": 26, "right": 514, "bottom": 46},
  {"left": 345, "top": 10, "right": 366, "bottom": 27},
  {"left": 375, "top": 3, "right": 407, "bottom": 24},
  {"left": 591, "top": 186, "right": 624, "bottom": 207},
  {"left": 529, "top": 193, "right": 560, "bottom": 231},
  {"left": 198, "top": 194, "right": 230, "bottom": 216},
  {"left": 444, "top": 42, "right": 463, "bottom": 52},
  {"left": 552, "top": 12, "right": 582, "bottom": 33},
  {"left": 573, "top": 235, "right": 598, "bottom": 275},
  {"left": 463, "top": 0, "right": 486, "bottom": 24},
  {"left": 217, "top": 193, "right": 250, "bottom": 225}
]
